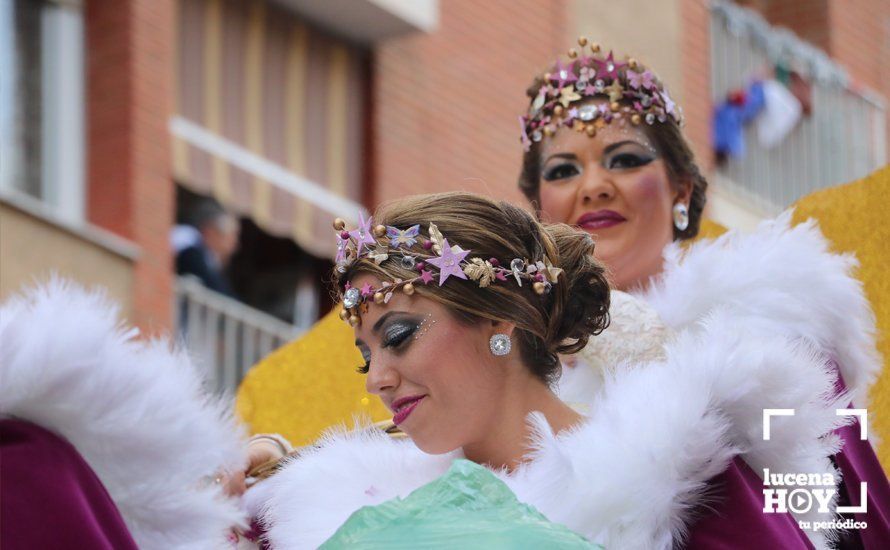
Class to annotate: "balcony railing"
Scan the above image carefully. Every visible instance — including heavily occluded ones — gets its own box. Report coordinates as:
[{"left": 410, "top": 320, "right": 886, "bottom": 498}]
[
  {"left": 175, "top": 276, "right": 302, "bottom": 394},
  {"left": 710, "top": 1, "right": 886, "bottom": 215}
]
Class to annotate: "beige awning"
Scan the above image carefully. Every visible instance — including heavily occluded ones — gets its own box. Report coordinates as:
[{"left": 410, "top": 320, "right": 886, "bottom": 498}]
[{"left": 172, "top": 0, "right": 367, "bottom": 259}]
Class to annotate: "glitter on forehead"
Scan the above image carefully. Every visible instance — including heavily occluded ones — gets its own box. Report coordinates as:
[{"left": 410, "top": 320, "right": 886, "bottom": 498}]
[
  {"left": 540, "top": 118, "right": 659, "bottom": 160},
  {"left": 599, "top": 130, "right": 659, "bottom": 156}
]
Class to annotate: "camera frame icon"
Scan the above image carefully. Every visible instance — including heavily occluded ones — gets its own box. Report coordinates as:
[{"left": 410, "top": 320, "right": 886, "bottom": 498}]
[{"left": 761, "top": 408, "right": 869, "bottom": 515}]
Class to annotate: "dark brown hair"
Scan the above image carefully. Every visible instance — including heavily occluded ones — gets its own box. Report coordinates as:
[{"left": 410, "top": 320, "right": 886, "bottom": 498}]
[
  {"left": 335, "top": 192, "right": 610, "bottom": 384},
  {"left": 518, "top": 84, "right": 708, "bottom": 240}
]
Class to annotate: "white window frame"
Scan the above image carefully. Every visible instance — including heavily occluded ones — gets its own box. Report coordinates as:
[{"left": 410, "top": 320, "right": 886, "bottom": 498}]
[
  {"left": 41, "top": 0, "right": 85, "bottom": 223},
  {"left": 1, "top": 0, "right": 85, "bottom": 224}
]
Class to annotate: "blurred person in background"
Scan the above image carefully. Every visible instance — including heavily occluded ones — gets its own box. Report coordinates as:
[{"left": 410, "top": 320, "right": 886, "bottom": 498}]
[
  {"left": 171, "top": 200, "right": 240, "bottom": 298},
  {"left": 517, "top": 38, "right": 889, "bottom": 547}
]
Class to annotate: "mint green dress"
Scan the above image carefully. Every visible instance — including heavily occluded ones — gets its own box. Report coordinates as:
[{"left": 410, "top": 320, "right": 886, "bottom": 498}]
[{"left": 322, "top": 459, "right": 602, "bottom": 549}]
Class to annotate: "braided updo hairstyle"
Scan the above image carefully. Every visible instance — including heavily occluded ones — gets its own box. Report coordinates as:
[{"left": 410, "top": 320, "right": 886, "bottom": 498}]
[{"left": 334, "top": 191, "right": 610, "bottom": 384}]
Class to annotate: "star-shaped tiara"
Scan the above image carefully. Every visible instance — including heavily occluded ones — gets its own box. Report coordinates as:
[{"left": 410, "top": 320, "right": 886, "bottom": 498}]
[
  {"left": 520, "top": 37, "right": 683, "bottom": 151},
  {"left": 333, "top": 217, "right": 563, "bottom": 326}
]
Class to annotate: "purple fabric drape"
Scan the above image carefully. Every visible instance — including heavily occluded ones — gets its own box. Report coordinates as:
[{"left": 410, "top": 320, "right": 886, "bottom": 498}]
[
  {"left": 0, "top": 419, "right": 138, "bottom": 550},
  {"left": 687, "top": 457, "right": 814, "bottom": 549},
  {"left": 831, "top": 372, "right": 890, "bottom": 548},
  {"left": 686, "top": 363, "right": 890, "bottom": 549}
]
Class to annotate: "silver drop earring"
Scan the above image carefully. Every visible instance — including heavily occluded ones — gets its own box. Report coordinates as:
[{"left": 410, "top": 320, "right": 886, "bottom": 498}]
[
  {"left": 672, "top": 203, "right": 689, "bottom": 231},
  {"left": 489, "top": 334, "right": 511, "bottom": 356}
]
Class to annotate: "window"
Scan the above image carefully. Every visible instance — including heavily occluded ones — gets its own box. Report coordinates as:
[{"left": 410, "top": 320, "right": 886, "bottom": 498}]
[{"left": 0, "top": 0, "right": 85, "bottom": 223}]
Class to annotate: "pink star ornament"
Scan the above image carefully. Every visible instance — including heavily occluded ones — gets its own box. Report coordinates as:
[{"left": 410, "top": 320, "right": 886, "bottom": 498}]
[
  {"left": 349, "top": 212, "right": 376, "bottom": 255},
  {"left": 594, "top": 51, "right": 625, "bottom": 81},
  {"left": 550, "top": 59, "right": 578, "bottom": 89},
  {"left": 425, "top": 239, "right": 471, "bottom": 286}
]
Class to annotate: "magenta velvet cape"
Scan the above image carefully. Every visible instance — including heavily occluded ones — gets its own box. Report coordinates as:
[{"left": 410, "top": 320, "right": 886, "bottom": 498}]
[
  {"left": 0, "top": 419, "right": 138, "bottom": 549},
  {"left": 687, "top": 369, "right": 890, "bottom": 549}
]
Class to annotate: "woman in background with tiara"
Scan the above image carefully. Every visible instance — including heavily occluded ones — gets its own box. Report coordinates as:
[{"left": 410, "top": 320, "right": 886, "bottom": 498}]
[
  {"left": 239, "top": 191, "right": 861, "bottom": 549},
  {"left": 516, "top": 38, "right": 889, "bottom": 547}
]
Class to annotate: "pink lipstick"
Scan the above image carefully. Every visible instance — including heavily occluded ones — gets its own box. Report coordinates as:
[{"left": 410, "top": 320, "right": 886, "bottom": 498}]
[
  {"left": 391, "top": 395, "right": 426, "bottom": 425},
  {"left": 576, "top": 209, "right": 626, "bottom": 230}
]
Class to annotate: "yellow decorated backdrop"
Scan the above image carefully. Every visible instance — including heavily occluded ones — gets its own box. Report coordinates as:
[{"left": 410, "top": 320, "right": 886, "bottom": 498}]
[
  {"left": 236, "top": 308, "right": 390, "bottom": 447},
  {"left": 791, "top": 166, "right": 890, "bottom": 473}
]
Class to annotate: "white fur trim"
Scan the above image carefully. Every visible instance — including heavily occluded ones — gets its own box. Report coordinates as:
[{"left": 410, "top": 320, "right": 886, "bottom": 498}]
[
  {"left": 246, "top": 424, "right": 460, "bottom": 548},
  {"left": 0, "top": 280, "right": 248, "bottom": 549},
  {"left": 251, "top": 308, "right": 847, "bottom": 549},
  {"left": 639, "top": 211, "right": 882, "bottom": 408}
]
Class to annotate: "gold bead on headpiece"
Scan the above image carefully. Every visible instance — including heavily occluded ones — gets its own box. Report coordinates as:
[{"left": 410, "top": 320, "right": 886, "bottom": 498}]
[
  {"left": 519, "top": 39, "right": 683, "bottom": 152},
  {"left": 334, "top": 218, "right": 563, "bottom": 325}
]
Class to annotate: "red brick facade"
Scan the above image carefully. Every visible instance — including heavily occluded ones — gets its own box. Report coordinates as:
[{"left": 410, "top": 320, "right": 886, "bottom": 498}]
[
  {"left": 86, "top": 0, "right": 176, "bottom": 333},
  {"left": 759, "top": 0, "right": 832, "bottom": 52},
  {"left": 371, "top": 0, "right": 717, "bottom": 206},
  {"left": 80, "top": 0, "right": 886, "bottom": 329},
  {"left": 372, "top": 0, "right": 569, "bottom": 206},
  {"left": 680, "top": 0, "right": 714, "bottom": 173},
  {"left": 827, "top": 0, "right": 890, "bottom": 159}
]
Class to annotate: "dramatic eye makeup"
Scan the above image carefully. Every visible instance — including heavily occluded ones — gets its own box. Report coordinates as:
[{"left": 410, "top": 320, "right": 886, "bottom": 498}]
[
  {"left": 357, "top": 351, "right": 371, "bottom": 374},
  {"left": 542, "top": 158, "right": 581, "bottom": 182},
  {"left": 413, "top": 314, "right": 436, "bottom": 341},
  {"left": 381, "top": 319, "right": 419, "bottom": 349},
  {"left": 354, "top": 311, "right": 426, "bottom": 374},
  {"left": 603, "top": 149, "right": 656, "bottom": 170},
  {"left": 541, "top": 137, "right": 658, "bottom": 183},
  {"left": 600, "top": 138, "right": 658, "bottom": 167}
]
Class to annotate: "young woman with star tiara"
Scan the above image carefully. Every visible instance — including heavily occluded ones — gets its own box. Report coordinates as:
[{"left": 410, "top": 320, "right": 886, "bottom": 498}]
[
  {"left": 230, "top": 190, "right": 875, "bottom": 549},
  {"left": 517, "top": 38, "right": 890, "bottom": 547}
]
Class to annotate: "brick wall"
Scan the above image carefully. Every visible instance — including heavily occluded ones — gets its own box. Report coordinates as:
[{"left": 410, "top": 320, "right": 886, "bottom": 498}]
[
  {"left": 827, "top": 0, "right": 890, "bottom": 160},
  {"left": 86, "top": 0, "right": 176, "bottom": 334},
  {"left": 372, "top": 0, "right": 568, "bottom": 207},
  {"left": 372, "top": 0, "right": 721, "bottom": 208},
  {"left": 758, "top": 0, "right": 832, "bottom": 52},
  {"left": 680, "top": 0, "right": 714, "bottom": 173}
]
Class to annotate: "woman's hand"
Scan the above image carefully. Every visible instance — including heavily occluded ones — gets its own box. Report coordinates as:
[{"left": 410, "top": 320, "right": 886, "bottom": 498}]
[{"left": 218, "top": 434, "right": 292, "bottom": 497}]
